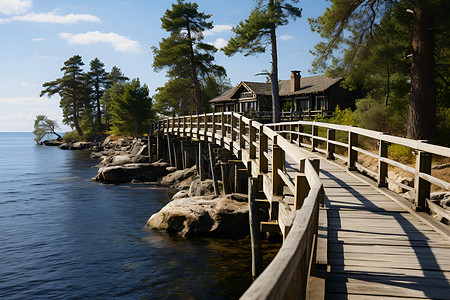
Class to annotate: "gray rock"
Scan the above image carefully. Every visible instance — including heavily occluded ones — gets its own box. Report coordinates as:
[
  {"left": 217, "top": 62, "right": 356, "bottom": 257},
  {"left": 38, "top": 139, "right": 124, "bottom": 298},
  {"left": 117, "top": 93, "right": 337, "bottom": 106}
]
[
  {"left": 93, "top": 161, "right": 171, "bottom": 183},
  {"left": 70, "top": 141, "right": 93, "bottom": 150},
  {"left": 98, "top": 154, "right": 148, "bottom": 167},
  {"left": 188, "top": 179, "right": 218, "bottom": 197},
  {"left": 160, "top": 166, "right": 196, "bottom": 187},
  {"left": 146, "top": 193, "right": 250, "bottom": 238}
]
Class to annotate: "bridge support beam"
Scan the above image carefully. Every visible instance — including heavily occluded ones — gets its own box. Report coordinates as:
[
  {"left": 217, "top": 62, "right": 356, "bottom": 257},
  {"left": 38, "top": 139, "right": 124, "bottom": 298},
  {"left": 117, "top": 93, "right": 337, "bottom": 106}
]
[{"left": 248, "top": 166, "right": 263, "bottom": 280}]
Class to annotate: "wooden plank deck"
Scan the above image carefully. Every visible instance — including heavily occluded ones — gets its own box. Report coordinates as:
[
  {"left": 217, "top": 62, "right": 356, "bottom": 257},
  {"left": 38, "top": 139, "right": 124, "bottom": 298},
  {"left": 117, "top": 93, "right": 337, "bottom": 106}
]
[{"left": 283, "top": 148, "right": 450, "bottom": 299}]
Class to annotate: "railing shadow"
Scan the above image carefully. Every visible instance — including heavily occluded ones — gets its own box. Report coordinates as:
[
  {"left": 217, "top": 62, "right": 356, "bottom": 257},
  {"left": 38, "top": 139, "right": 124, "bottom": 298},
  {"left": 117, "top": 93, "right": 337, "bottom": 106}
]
[{"left": 321, "top": 169, "right": 449, "bottom": 299}]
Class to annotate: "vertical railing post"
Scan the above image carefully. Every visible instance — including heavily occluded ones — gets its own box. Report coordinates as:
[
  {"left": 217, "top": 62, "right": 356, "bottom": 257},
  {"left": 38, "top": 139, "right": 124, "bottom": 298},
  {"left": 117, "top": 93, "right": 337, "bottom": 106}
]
[
  {"left": 289, "top": 124, "right": 293, "bottom": 142},
  {"left": 298, "top": 123, "right": 304, "bottom": 146},
  {"left": 249, "top": 120, "right": 256, "bottom": 159},
  {"left": 212, "top": 112, "right": 216, "bottom": 145},
  {"left": 414, "top": 150, "right": 432, "bottom": 211},
  {"left": 148, "top": 123, "right": 153, "bottom": 163},
  {"left": 259, "top": 125, "right": 268, "bottom": 173},
  {"left": 221, "top": 112, "right": 225, "bottom": 148},
  {"left": 239, "top": 115, "right": 245, "bottom": 151},
  {"left": 248, "top": 169, "right": 263, "bottom": 280},
  {"left": 231, "top": 114, "right": 236, "bottom": 152},
  {"left": 326, "top": 128, "right": 335, "bottom": 160},
  {"left": 348, "top": 127, "right": 358, "bottom": 170},
  {"left": 294, "top": 174, "right": 310, "bottom": 210},
  {"left": 378, "top": 137, "right": 389, "bottom": 187},
  {"left": 272, "top": 145, "right": 284, "bottom": 196},
  {"left": 203, "top": 114, "right": 207, "bottom": 142},
  {"left": 312, "top": 124, "right": 319, "bottom": 152},
  {"left": 196, "top": 115, "right": 200, "bottom": 140}
]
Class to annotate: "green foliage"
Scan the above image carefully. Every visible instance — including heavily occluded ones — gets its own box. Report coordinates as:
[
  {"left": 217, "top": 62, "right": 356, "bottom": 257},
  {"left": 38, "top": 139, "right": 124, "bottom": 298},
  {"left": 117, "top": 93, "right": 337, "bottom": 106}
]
[
  {"left": 353, "top": 96, "right": 408, "bottom": 135},
  {"left": 33, "top": 115, "right": 61, "bottom": 143},
  {"left": 310, "top": 0, "right": 450, "bottom": 141},
  {"left": 87, "top": 58, "right": 108, "bottom": 127},
  {"left": 40, "top": 55, "right": 86, "bottom": 136},
  {"left": 388, "top": 144, "right": 414, "bottom": 163},
  {"left": 154, "top": 77, "right": 195, "bottom": 116},
  {"left": 152, "top": 1, "right": 225, "bottom": 114},
  {"left": 436, "top": 107, "right": 450, "bottom": 147},
  {"left": 62, "top": 130, "right": 82, "bottom": 143},
  {"left": 109, "top": 78, "right": 154, "bottom": 137},
  {"left": 222, "top": 0, "right": 302, "bottom": 57}
]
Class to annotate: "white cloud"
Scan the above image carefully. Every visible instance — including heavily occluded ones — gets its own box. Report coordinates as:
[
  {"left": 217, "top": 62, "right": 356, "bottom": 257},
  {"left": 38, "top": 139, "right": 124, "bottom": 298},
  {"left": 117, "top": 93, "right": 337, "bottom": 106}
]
[
  {"left": 279, "top": 34, "right": 295, "bottom": 41},
  {"left": 0, "top": 96, "right": 45, "bottom": 104},
  {"left": 204, "top": 24, "right": 233, "bottom": 36},
  {"left": 34, "top": 53, "right": 50, "bottom": 59},
  {"left": 209, "top": 38, "right": 228, "bottom": 49},
  {"left": 0, "top": 0, "right": 32, "bottom": 15},
  {"left": 59, "top": 31, "right": 143, "bottom": 54},
  {"left": 13, "top": 10, "right": 100, "bottom": 24},
  {"left": 31, "top": 37, "right": 44, "bottom": 42},
  {"left": 289, "top": 52, "right": 301, "bottom": 58},
  {"left": 0, "top": 17, "right": 10, "bottom": 23},
  {"left": 21, "top": 81, "right": 36, "bottom": 86}
]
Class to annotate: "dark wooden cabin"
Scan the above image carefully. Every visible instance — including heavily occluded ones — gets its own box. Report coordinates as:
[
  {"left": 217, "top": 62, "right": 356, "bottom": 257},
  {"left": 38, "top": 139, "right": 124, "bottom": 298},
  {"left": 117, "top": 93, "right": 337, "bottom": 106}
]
[{"left": 210, "top": 71, "right": 361, "bottom": 121}]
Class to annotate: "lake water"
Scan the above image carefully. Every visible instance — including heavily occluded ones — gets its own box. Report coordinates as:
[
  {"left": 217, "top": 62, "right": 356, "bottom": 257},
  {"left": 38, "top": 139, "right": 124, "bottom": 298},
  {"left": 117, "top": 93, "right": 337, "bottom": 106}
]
[{"left": 0, "top": 132, "right": 258, "bottom": 299}]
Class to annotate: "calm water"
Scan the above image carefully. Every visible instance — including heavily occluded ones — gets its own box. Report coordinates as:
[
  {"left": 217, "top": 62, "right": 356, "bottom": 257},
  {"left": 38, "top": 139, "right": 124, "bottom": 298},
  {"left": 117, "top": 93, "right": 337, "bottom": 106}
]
[{"left": 0, "top": 132, "right": 255, "bottom": 299}]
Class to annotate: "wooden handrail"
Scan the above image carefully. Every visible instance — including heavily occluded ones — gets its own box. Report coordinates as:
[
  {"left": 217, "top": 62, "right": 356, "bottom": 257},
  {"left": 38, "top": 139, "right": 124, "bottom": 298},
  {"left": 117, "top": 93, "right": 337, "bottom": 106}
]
[{"left": 267, "top": 120, "right": 450, "bottom": 212}]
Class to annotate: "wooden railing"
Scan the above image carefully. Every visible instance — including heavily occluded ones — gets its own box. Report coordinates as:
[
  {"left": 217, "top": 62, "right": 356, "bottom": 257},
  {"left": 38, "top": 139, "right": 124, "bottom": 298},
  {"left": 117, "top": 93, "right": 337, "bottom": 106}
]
[
  {"left": 153, "top": 112, "right": 323, "bottom": 299},
  {"left": 268, "top": 121, "right": 450, "bottom": 213}
]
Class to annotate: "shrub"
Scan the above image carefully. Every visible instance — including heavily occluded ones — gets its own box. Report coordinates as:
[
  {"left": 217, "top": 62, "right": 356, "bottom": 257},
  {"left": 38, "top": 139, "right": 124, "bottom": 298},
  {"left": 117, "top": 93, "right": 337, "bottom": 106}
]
[{"left": 62, "top": 130, "right": 82, "bottom": 143}]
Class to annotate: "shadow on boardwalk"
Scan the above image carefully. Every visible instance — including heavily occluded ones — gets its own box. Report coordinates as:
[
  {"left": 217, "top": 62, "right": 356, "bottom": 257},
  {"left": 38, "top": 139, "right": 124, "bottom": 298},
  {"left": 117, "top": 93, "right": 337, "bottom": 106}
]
[{"left": 321, "top": 169, "right": 450, "bottom": 299}]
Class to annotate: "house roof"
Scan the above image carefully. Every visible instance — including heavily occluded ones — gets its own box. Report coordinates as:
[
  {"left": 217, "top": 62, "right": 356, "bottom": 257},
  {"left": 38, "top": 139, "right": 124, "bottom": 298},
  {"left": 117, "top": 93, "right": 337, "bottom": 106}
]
[{"left": 210, "top": 74, "right": 342, "bottom": 103}]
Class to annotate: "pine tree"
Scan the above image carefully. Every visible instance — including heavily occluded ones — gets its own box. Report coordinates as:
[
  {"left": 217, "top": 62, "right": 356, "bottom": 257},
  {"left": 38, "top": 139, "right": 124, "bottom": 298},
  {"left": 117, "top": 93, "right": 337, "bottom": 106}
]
[
  {"left": 40, "top": 55, "right": 85, "bottom": 136},
  {"left": 223, "top": 0, "right": 302, "bottom": 122},
  {"left": 110, "top": 78, "right": 154, "bottom": 137},
  {"left": 87, "top": 58, "right": 108, "bottom": 128},
  {"left": 309, "top": 0, "right": 450, "bottom": 140},
  {"left": 152, "top": 0, "right": 225, "bottom": 114}
]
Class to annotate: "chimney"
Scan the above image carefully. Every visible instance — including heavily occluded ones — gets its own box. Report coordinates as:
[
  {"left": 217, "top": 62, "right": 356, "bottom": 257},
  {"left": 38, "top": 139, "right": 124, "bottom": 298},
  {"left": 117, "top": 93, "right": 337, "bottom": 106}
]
[{"left": 291, "top": 70, "right": 301, "bottom": 92}]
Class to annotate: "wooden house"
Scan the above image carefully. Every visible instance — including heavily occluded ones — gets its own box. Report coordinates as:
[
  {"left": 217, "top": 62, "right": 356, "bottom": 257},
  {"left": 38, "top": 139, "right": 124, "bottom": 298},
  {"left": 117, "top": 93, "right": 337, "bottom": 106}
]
[{"left": 210, "top": 71, "right": 361, "bottom": 121}]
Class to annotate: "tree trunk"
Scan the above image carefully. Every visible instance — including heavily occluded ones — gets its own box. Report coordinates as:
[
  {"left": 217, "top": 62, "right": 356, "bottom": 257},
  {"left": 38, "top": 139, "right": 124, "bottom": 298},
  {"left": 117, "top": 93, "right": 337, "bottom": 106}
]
[
  {"left": 72, "top": 89, "right": 83, "bottom": 136},
  {"left": 407, "top": 0, "right": 436, "bottom": 140},
  {"left": 385, "top": 62, "right": 390, "bottom": 107},
  {"left": 270, "top": 26, "right": 281, "bottom": 123},
  {"left": 96, "top": 81, "right": 102, "bottom": 128},
  {"left": 187, "top": 21, "right": 203, "bottom": 115}
]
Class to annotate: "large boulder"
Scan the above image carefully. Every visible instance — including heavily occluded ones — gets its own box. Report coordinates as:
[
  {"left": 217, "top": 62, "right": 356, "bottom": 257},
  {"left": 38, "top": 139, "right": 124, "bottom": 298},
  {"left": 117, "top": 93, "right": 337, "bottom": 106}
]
[
  {"left": 160, "top": 166, "right": 197, "bottom": 188},
  {"left": 93, "top": 161, "right": 171, "bottom": 183},
  {"left": 146, "top": 193, "right": 250, "bottom": 238},
  {"left": 98, "top": 154, "right": 148, "bottom": 167},
  {"left": 70, "top": 142, "right": 93, "bottom": 150},
  {"left": 189, "top": 179, "right": 219, "bottom": 197}
]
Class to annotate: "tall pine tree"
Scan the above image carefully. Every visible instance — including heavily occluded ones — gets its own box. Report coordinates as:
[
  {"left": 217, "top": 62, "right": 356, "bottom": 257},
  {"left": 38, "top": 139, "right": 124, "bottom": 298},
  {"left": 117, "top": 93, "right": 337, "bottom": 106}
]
[
  {"left": 152, "top": 0, "right": 225, "bottom": 114},
  {"left": 223, "top": 0, "right": 302, "bottom": 122},
  {"left": 40, "top": 55, "right": 86, "bottom": 136}
]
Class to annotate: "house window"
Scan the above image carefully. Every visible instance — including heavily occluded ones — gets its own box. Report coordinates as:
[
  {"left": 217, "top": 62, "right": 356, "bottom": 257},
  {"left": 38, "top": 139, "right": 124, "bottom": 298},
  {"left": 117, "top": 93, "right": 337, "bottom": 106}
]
[
  {"left": 241, "top": 101, "right": 257, "bottom": 113},
  {"left": 299, "top": 99, "right": 309, "bottom": 111},
  {"left": 318, "top": 96, "right": 328, "bottom": 110}
]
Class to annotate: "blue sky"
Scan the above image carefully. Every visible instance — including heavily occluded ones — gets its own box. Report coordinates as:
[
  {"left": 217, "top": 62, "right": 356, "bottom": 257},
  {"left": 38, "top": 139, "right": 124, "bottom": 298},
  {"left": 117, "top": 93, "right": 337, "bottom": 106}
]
[{"left": 0, "top": 0, "right": 330, "bottom": 132}]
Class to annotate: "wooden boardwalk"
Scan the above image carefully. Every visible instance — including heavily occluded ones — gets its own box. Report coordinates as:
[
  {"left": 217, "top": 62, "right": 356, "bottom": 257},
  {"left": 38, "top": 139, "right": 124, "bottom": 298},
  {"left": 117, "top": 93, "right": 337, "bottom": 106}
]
[{"left": 286, "top": 148, "right": 450, "bottom": 299}]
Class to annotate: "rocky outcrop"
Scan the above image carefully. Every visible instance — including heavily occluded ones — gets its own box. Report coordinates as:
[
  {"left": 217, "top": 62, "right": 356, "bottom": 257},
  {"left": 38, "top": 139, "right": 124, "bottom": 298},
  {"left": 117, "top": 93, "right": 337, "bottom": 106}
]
[
  {"left": 431, "top": 192, "right": 450, "bottom": 210},
  {"left": 146, "top": 193, "right": 250, "bottom": 238},
  {"left": 97, "top": 154, "right": 149, "bottom": 167},
  {"left": 160, "top": 166, "right": 197, "bottom": 189},
  {"left": 387, "top": 171, "right": 414, "bottom": 194},
  {"left": 58, "top": 141, "right": 92, "bottom": 150},
  {"left": 189, "top": 179, "right": 219, "bottom": 197},
  {"left": 41, "top": 139, "right": 63, "bottom": 146},
  {"left": 93, "top": 161, "right": 171, "bottom": 183}
]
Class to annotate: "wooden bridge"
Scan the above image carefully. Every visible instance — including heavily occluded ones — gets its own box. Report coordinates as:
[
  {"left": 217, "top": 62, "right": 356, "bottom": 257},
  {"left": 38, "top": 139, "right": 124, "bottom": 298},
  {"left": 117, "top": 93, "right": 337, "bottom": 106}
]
[{"left": 150, "top": 112, "right": 450, "bottom": 299}]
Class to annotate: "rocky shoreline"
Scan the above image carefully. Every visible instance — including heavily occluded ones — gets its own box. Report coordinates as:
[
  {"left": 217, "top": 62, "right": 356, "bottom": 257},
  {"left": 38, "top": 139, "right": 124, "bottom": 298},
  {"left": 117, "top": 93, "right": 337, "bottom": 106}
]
[{"left": 84, "top": 136, "right": 255, "bottom": 238}]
